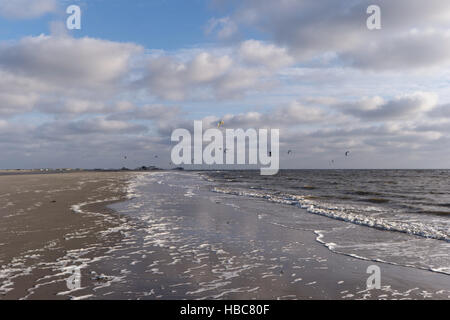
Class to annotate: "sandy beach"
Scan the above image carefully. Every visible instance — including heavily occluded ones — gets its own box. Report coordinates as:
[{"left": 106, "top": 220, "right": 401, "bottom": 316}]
[
  {"left": 0, "top": 171, "right": 131, "bottom": 299},
  {"left": 0, "top": 171, "right": 449, "bottom": 300}
]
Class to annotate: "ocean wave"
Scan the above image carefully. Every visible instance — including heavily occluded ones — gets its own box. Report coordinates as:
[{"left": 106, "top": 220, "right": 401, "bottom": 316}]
[
  {"left": 212, "top": 187, "right": 450, "bottom": 242},
  {"left": 314, "top": 230, "right": 450, "bottom": 275}
]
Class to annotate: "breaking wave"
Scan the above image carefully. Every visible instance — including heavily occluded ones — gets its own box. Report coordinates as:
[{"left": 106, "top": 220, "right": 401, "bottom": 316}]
[{"left": 212, "top": 187, "right": 450, "bottom": 242}]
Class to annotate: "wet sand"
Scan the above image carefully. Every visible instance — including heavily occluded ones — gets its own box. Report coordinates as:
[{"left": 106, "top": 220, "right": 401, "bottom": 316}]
[
  {"left": 79, "top": 172, "right": 450, "bottom": 300},
  {"left": 0, "top": 171, "right": 449, "bottom": 300},
  {"left": 0, "top": 172, "right": 131, "bottom": 299}
]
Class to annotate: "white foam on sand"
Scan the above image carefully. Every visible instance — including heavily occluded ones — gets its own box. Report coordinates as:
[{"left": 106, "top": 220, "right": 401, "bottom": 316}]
[{"left": 70, "top": 196, "right": 122, "bottom": 214}]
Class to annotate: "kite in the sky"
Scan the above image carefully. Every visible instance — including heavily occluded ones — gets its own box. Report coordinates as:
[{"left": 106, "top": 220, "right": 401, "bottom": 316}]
[
  {"left": 217, "top": 120, "right": 225, "bottom": 128},
  {"left": 345, "top": 151, "right": 350, "bottom": 157}
]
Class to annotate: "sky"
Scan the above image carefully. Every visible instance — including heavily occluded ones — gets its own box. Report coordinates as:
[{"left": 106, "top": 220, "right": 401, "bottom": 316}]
[{"left": 1, "top": 0, "right": 450, "bottom": 169}]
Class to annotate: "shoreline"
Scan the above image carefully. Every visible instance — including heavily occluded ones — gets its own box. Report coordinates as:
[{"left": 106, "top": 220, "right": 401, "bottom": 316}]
[
  {"left": 1, "top": 171, "right": 449, "bottom": 300},
  {"left": 96, "top": 171, "right": 450, "bottom": 300}
]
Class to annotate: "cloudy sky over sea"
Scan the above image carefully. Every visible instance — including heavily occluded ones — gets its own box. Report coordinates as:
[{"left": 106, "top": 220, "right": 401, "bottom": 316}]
[{"left": 1, "top": 0, "right": 450, "bottom": 169}]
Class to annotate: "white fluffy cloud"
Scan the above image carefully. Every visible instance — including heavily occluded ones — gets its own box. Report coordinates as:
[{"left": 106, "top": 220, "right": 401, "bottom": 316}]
[
  {"left": 0, "top": 35, "right": 144, "bottom": 117},
  {"left": 0, "top": 0, "right": 56, "bottom": 19},
  {"left": 141, "top": 49, "right": 285, "bottom": 100},
  {"left": 0, "top": 35, "right": 142, "bottom": 88},
  {"left": 342, "top": 30, "right": 450, "bottom": 70},
  {"left": 142, "top": 52, "right": 232, "bottom": 100},
  {"left": 216, "top": 0, "right": 450, "bottom": 70},
  {"left": 335, "top": 92, "right": 439, "bottom": 121},
  {"left": 238, "top": 40, "right": 294, "bottom": 69},
  {"left": 205, "top": 17, "right": 238, "bottom": 40},
  {"left": 0, "top": 92, "right": 38, "bottom": 116},
  {"left": 178, "top": 100, "right": 337, "bottom": 131}
]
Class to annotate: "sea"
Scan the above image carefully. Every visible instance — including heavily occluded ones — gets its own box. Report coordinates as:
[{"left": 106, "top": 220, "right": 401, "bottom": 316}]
[{"left": 204, "top": 169, "right": 450, "bottom": 275}]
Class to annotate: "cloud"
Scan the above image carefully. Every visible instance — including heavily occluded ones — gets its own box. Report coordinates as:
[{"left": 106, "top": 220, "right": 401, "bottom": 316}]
[
  {"left": 343, "top": 30, "right": 450, "bottom": 70},
  {"left": 0, "top": 92, "right": 38, "bottom": 116},
  {"left": 238, "top": 40, "right": 294, "bottom": 70},
  {"left": 335, "top": 92, "right": 438, "bottom": 121},
  {"left": 140, "top": 50, "right": 280, "bottom": 100},
  {"left": 152, "top": 93, "right": 450, "bottom": 168},
  {"left": 0, "top": 35, "right": 291, "bottom": 117},
  {"left": 138, "top": 40, "right": 297, "bottom": 101},
  {"left": 36, "top": 98, "right": 125, "bottom": 116},
  {"left": 36, "top": 118, "right": 148, "bottom": 139},
  {"left": 0, "top": 35, "right": 145, "bottom": 117},
  {"left": 187, "top": 100, "right": 334, "bottom": 130},
  {"left": 108, "top": 104, "right": 181, "bottom": 122},
  {"left": 0, "top": 35, "right": 143, "bottom": 88},
  {"left": 0, "top": 118, "right": 169, "bottom": 169},
  {"left": 205, "top": 17, "right": 238, "bottom": 40},
  {"left": 213, "top": 67, "right": 271, "bottom": 99},
  {"left": 428, "top": 103, "right": 450, "bottom": 119},
  {"left": 0, "top": 0, "right": 57, "bottom": 19},
  {"left": 1, "top": 3, "right": 450, "bottom": 169},
  {"left": 141, "top": 52, "right": 232, "bottom": 100},
  {"left": 218, "top": 0, "right": 450, "bottom": 70}
]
